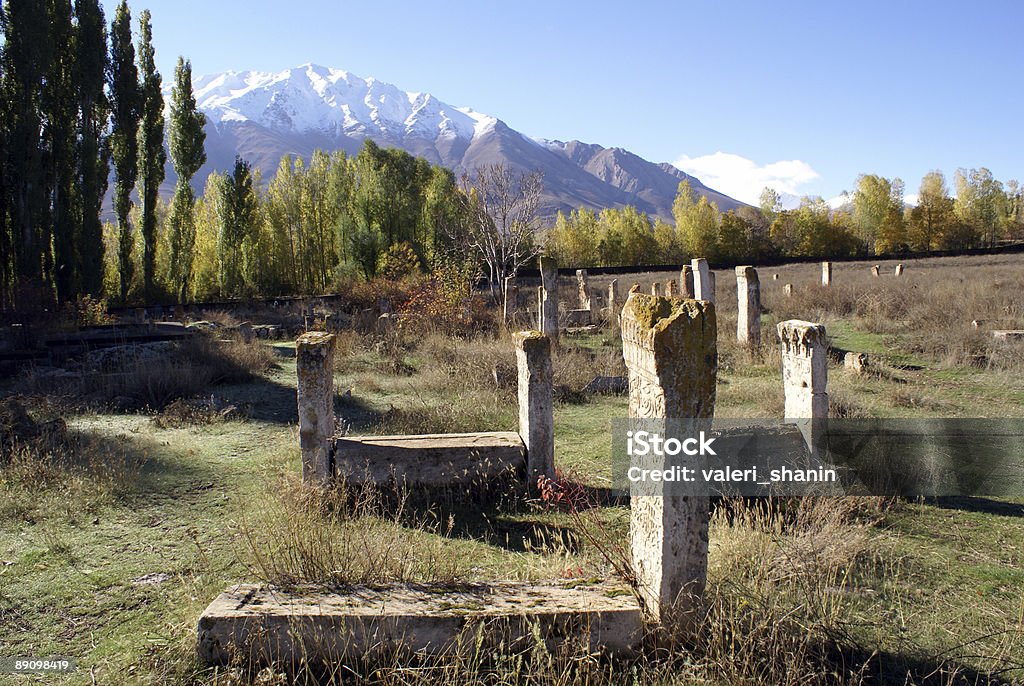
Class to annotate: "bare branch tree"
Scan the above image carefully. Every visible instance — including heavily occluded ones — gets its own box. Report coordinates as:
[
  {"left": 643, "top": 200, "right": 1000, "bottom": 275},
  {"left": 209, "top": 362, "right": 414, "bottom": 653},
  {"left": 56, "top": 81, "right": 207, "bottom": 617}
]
[{"left": 455, "top": 163, "right": 544, "bottom": 300}]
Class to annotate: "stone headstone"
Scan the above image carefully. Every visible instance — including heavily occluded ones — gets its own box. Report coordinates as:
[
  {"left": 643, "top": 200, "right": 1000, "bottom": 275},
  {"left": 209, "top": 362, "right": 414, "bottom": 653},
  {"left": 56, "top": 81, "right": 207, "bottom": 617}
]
[
  {"left": 650, "top": 282, "right": 661, "bottom": 297},
  {"left": 620, "top": 294, "right": 716, "bottom": 631},
  {"left": 514, "top": 332, "right": 555, "bottom": 487},
  {"left": 691, "top": 258, "right": 714, "bottom": 303},
  {"left": 821, "top": 261, "right": 832, "bottom": 286},
  {"left": 895, "top": 263, "right": 904, "bottom": 277},
  {"left": 680, "top": 265, "right": 695, "bottom": 299},
  {"left": 607, "top": 279, "right": 620, "bottom": 321},
  {"left": 576, "top": 270, "right": 592, "bottom": 313},
  {"left": 296, "top": 332, "right": 337, "bottom": 485},
  {"left": 871, "top": 265, "right": 880, "bottom": 277},
  {"left": 665, "top": 280, "right": 677, "bottom": 298},
  {"left": 735, "top": 266, "right": 761, "bottom": 345},
  {"left": 540, "top": 257, "right": 559, "bottom": 341},
  {"left": 778, "top": 320, "right": 828, "bottom": 450},
  {"left": 784, "top": 283, "right": 793, "bottom": 296}
]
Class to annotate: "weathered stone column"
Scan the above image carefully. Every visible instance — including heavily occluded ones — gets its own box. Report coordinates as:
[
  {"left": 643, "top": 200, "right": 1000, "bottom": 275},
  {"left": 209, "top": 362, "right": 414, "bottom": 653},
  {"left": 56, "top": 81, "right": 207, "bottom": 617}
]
[
  {"left": 871, "top": 265, "right": 880, "bottom": 277},
  {"left": 540, "top": 257, "right": 559, "bottom": 341},
  {"left": 665, "top": 280, "right": 677, "bottom": 298},
  {"left": 621, "top": 294, "right": 716, "bottom": 631},
  {"left": 680, "top": 265, "right": 695, "bottom": 299},
  {"left": 778, "top": 320, "right": 828, "bottom": 449},
  {"left": 514, "top": 331, "right": 554, "bottom": 487},
  {"left": 691, "top": 258, "right": 713, "bottom": 303},
  {"left": 735, "top": 266, "right": 761, "bottom": 345},
  {"left": 503, "top": 276, "right": 519, "bottom": 325},
  {"left": 576, "top": 269, "right": 592, "bottom": 312},
  {"left": 296, "top": 332, "right": 337, "bottom": 484},
  {"left": 895, "top": 263, "right": 904, "bottom": 276},
  {"left": 607, "top": 279, "right": 619, "bottom": 321},
  {"left": 821, "top": 261, "right": 832, "bottom": 286},
  {"left": 650, "top": 282, "right": 661, "bottom": 297}
]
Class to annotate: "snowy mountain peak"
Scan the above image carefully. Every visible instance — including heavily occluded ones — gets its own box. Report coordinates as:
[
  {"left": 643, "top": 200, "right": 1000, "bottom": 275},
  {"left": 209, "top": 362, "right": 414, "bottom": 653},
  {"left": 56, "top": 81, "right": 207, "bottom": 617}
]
[{"left": 191, "top": 64, "right": 497, "bottom": 144}]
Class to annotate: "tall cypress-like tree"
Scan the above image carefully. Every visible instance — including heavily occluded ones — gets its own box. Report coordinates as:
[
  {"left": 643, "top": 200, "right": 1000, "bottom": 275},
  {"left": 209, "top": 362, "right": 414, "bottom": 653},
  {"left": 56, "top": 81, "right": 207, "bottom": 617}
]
[
  {"left": 43, "top": 0, "right": 78, "bottom": 304},
  {"left": 2, "top": 0, "right": 54, "bottom": 298},
  {"left": 73, "top": 0, "right": 109, "bottom": 298},
  {"left": 0, "top": 3, "right": 12, "bottom": 307},
  {"left": 166, "top": 56, "right": 205, "bottom": 302},
  {"left": 136, "top": 8, "right": 164, "bottom": 301},
  {"left": 108, "top": 0, "right": 140, "bottom": 303},
  {"left": 217, "top": 156, "right": 256, "bottom": 297}
]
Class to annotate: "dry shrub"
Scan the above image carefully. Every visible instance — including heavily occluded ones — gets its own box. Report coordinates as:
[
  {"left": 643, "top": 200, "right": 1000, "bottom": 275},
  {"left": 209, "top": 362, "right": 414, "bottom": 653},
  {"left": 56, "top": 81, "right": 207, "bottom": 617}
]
[
  {"left": 236, "top": 472, "right": 463, "bottom": 587},
  {"left": 0, "top": 422, "right": 143, "bottom": 523},
  {"left": 329, "top": 329, "right": 365, "bottom": 372},
  {"left": 552, "top": 344, "right": 626, "bottom": 398},
  {"left": 92, "top": 335, "right": 274, "bottom": 410},
  {"left": 374, "top": 396, "right": 515, "bottom": 436},
  {"left": 417, "top": 331, "right": 516, "bottom": 396},
  {"left": 694, "top": 496, "right": 889, "bottom": 686},
  {"left": 200, "top": 309, "right": 241, "bottom": 328},
  {"left": 151, "top": 396, "right": 240, "bottom": 429}
]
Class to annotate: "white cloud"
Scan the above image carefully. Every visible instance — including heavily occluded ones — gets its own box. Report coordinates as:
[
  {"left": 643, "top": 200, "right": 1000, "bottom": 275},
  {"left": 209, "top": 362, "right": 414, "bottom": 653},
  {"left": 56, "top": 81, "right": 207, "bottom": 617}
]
[{"left": 672, "top": 152, "right": 820, "bottom": 206}]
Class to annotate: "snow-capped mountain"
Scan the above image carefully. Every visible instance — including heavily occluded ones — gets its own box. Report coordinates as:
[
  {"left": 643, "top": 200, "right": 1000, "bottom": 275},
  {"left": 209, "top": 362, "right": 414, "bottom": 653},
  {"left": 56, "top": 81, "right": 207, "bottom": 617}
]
[{"left": 176, "top": 63, "right": 746, "bottom": 220}]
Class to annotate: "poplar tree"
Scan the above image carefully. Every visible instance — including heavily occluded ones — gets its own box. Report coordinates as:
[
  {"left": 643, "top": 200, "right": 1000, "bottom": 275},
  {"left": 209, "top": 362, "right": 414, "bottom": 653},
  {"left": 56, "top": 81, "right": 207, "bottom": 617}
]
[
  {"left": 0, "top": 3, "right": 12, "bottom": 306},
  {"left": 217, "top": 156, "right": 257, "bottom": 297},
  {"left": 108, "top": 0, "right": 140, "bottom": 303},
  {"left": 136, "top": 8, "right": 164, "bottom": 301},
  {"left": 166, "top": 56, "right": 205, "bottom": 302},
  {"left": 2, "top": 0, "right": 53, "bottom": 296},
  {"left": 44, "top": 0, "right": 78, "bottom": 304},
  {"left": 73, "top": 0, "right": 109, "bottom": 297}
]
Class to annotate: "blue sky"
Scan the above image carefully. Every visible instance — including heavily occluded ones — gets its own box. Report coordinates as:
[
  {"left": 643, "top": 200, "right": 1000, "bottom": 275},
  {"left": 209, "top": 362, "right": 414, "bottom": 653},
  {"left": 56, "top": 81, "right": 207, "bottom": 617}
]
[{"left": 101, "top": 0, "right": 1023, "bottom": 205}]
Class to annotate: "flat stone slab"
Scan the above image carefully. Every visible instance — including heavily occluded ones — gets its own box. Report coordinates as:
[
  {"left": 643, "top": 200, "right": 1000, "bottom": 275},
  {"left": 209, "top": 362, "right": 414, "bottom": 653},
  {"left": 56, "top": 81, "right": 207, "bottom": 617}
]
[
  {"left": 197, "top": 582, "right": 641, "bottom": 666},
  {"left": 333, "top": 431, "right": 525, "bottom": 485}
]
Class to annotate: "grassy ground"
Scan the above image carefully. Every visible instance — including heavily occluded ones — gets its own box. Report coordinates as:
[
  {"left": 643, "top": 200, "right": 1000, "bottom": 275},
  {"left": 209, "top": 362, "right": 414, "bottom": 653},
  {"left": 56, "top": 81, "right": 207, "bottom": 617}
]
[{"left": 2, "top": 253, "right": 1024, "bottom": 684}]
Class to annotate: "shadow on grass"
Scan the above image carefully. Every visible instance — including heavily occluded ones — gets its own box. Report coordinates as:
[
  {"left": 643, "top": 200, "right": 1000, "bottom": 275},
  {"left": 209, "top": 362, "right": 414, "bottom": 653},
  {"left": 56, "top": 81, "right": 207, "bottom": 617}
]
[
  {"left": 833, "top": 643, "right": 1021, "bottom": 686},
  {"left": 925, "top": 495, "right": 1024, "bottom": 519}
]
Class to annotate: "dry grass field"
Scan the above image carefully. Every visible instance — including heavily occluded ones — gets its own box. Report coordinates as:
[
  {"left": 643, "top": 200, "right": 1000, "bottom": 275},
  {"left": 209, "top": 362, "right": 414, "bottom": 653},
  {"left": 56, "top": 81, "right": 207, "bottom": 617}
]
[{"left": 1, "top": 253, "right": 1023, "bottom": 685}]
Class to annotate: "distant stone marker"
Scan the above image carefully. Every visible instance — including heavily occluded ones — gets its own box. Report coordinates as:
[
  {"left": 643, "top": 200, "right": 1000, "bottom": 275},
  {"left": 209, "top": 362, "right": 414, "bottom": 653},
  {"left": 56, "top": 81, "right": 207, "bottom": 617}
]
[
  {"left": 821, "top": 261, "right": 832, "bottom": 286},
  {"left": 735, "top": 266, "right": 761, "bottom": 345},
  {"left": 681, "top": 265, "right": 695, "bottom": 298},
  {"left": 539, "top": 257, "right": 559, "bottom": 341},
  {"left": 871, "top": 265, "right": 880, "bottom": 277},
  {"left": 691, "top": 258, "right": 714, "bottom": 303}
]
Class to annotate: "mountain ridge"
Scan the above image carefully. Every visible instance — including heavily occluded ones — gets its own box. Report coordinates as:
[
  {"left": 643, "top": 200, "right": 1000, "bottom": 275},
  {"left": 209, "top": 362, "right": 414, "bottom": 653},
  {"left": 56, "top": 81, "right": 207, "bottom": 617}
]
[{"left": 169, "top": 63, "right": 748, "bottom": 221}]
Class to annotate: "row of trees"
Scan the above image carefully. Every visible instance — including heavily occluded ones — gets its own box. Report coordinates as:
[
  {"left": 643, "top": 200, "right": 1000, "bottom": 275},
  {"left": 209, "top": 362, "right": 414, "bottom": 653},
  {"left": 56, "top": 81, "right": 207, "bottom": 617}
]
[
  {"left": 547, "top": 168, "right": 1024, "bottom": 268},
  {"left": 100, "top": 141, "right": 546, "bottom": 304},
  {"left": 0, "top": 0, "right": 208, "bottom": 311}
]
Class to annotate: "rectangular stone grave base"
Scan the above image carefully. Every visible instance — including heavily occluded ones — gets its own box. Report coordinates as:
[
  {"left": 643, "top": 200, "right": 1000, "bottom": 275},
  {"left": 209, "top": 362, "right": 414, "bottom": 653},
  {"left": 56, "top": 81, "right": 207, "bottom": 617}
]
[
  {"left": 198, "top": 582, "right": 642, "bottom": 666},
  {"left": 333, "top": 431, "right": 525, "bottom": 486}
]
